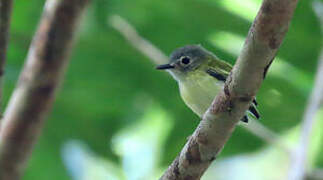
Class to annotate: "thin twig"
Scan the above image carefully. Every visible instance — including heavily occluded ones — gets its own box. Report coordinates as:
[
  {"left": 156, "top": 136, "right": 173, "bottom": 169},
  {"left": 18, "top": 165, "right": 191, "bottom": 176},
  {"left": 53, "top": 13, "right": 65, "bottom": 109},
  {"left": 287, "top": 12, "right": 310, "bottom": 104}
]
[
  {"left": 287, "top": 3, "right": 323, "bottom": 178},
  {"left": 0, "top": 0, "right": 90, "bottom": 179},
  {"left": 287, "top": 2, "right": 323, "bottom": 180},
  {"left": 0, "top": 0, "right": 14, "bottom": 116},
  {"left": 109, "top": 15, "right": 169, "bottom": 65},
  {"left": 287, "top": 53, "right": 323, "bottom": 180},
  {"left": 314, "top": 1, "right": 323, "bottom": 108}
]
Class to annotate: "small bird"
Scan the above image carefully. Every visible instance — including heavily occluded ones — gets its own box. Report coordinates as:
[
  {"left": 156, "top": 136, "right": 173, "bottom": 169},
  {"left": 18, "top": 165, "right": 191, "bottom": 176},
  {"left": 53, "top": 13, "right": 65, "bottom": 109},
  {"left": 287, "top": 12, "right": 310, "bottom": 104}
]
[{"left": 156, "top": 45, "right": 259, "bottom": 122}]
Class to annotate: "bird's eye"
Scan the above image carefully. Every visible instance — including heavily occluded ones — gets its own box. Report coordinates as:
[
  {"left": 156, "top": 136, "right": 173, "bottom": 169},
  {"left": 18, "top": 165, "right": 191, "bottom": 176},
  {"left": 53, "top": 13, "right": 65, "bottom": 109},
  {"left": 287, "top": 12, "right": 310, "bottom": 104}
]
[{"left": 180, "top": 56, "right": 191, "bottom": 65}]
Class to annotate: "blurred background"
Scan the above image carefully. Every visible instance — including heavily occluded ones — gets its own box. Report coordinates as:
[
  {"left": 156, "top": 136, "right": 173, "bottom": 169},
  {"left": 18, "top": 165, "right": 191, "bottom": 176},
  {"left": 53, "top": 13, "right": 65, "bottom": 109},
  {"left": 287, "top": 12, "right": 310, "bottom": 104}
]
[{"left": 6, "top": 0, "right": 323, "bottom": 179}]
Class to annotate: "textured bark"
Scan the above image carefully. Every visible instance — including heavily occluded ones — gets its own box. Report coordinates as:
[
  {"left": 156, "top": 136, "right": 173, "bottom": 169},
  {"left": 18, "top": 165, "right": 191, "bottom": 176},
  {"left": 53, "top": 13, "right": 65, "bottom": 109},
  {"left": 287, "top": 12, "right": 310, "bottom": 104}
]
[
  {"left": 0, "top": 0, "right": 90, "bottom": 179},
  {"left": 160, "top": 0, "right": 299, "bottom": 179},
  {"left": 0, "top": 0, "right": 13, "bottom": 115}
]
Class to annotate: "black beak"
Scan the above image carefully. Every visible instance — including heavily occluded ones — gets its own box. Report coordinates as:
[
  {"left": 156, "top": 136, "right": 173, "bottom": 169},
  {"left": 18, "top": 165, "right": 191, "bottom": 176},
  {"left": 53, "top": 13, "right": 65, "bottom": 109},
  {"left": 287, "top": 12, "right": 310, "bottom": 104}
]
[{"left": 156, "top": 64, "right": 175, "bottom": 70}]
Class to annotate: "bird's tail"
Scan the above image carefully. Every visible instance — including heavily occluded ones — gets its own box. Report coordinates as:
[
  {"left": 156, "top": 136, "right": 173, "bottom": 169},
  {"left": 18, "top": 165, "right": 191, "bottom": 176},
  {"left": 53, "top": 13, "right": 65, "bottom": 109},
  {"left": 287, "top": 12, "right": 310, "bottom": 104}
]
[{"left": 241, "top": 99, "right": 260, "bottom": 123}]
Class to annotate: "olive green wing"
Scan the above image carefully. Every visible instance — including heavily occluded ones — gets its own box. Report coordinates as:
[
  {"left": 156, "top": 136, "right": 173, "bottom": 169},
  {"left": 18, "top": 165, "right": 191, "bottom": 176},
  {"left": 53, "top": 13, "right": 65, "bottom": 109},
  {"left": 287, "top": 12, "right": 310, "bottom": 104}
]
[
  {"left": 205, "top": 58, "right": 232, "bottom": 82},
  {"left": 205, "top": 58, "right": 260, "bottom": 122},
  {"left": 208, "top": 57, "right": 233, "bottom": 71}
]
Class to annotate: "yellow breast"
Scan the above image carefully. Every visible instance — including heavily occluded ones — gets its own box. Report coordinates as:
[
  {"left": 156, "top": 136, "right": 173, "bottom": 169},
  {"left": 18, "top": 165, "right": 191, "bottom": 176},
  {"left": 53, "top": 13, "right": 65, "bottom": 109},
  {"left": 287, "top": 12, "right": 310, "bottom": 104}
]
[{"left": 179, "top": 71, "right": 224, "bottom": 117}]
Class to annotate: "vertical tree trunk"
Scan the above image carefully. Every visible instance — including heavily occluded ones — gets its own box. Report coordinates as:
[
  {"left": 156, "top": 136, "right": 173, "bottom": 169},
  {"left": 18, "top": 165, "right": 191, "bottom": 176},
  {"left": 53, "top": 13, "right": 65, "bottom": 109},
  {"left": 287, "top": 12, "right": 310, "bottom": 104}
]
[{"left": 0, "top": 0, "right": 90, "bottom": 179}]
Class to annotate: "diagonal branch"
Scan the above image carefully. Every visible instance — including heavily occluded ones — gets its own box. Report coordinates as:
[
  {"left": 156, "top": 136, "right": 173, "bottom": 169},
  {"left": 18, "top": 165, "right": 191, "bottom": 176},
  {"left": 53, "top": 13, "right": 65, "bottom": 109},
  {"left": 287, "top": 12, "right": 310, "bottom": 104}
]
[
  {"left": 0, "top": 0, "right": 90, "bottom": 179},
  {"left": 0, "top": 0, "right": 14, "bottom": 116},
  {"left": 109, "top": 15, "right": 169, "bottom": 65},
  {"left": 159, "top": 0, "right": 298, "bottom": 179},
  {"left": 287, "top": 50, "right": 323, "bottom": 180},
  {"left": 287, "top": 2, "right": 323, "bottom": 179}
]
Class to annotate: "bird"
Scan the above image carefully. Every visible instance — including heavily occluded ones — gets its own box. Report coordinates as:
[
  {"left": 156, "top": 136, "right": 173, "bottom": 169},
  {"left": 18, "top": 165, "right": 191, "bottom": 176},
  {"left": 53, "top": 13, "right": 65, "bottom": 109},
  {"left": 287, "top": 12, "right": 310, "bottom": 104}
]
[{"left": 156, "top": 45, "right": 259, "bottom": 122}]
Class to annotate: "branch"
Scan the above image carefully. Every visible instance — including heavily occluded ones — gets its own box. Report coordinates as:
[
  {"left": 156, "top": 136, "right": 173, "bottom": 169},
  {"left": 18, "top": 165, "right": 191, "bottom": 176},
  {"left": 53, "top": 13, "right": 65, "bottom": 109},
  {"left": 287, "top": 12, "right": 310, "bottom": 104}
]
[
  {"left": 287, "top": 2, "right": 323, "bottom": 179},
  {"left": 0, "top": 0, "right": 13, "bottom": 115},
  {"left": 109, "top": 15, "right": 169, "bottom": 65},
  {"left": 160, "top": 0, "right": 298, "bottom": 179},
  {"left": 287, "top": 51, "right": 323, "bottom": 180},
  {"left": 0, "top": 0, "right": 90, "bottom": 179}
]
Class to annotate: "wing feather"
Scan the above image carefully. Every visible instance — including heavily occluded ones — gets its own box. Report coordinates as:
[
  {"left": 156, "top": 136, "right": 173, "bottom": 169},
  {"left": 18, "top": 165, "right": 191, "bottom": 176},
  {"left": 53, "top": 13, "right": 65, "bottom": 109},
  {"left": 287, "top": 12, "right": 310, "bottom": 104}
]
[{"left": 206, "top": 58, "right": 260, "bottom": 122}]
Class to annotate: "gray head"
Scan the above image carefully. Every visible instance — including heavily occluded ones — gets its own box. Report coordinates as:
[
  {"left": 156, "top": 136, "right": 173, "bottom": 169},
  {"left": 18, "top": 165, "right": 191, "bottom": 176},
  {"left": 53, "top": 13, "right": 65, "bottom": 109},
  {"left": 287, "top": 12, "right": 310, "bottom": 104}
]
[{"left": 156, "top": 45, "right": 212, "bottom": 73}]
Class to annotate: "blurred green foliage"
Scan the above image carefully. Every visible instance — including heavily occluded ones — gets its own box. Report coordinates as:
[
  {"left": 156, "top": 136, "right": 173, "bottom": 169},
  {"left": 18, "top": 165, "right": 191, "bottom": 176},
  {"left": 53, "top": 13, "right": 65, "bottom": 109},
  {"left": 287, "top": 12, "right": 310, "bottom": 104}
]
[{"left": 4, "top": 0, "right": 323, "bottom": 179}]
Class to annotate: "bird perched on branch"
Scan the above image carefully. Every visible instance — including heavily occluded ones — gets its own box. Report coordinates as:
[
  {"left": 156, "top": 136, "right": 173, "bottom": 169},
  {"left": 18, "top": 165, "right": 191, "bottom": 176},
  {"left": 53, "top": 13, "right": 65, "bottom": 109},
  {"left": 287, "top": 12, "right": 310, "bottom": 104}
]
[{"left": 156, "top": 45, "right": 259, "bottom": 122}]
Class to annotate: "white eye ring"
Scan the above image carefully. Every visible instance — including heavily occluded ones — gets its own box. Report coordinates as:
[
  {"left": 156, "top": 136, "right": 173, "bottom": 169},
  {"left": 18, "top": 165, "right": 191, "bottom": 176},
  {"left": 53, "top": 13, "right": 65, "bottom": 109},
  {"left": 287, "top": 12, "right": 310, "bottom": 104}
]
[{"left": 180, "top": 56, "right": 191, "bottom": 65}]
